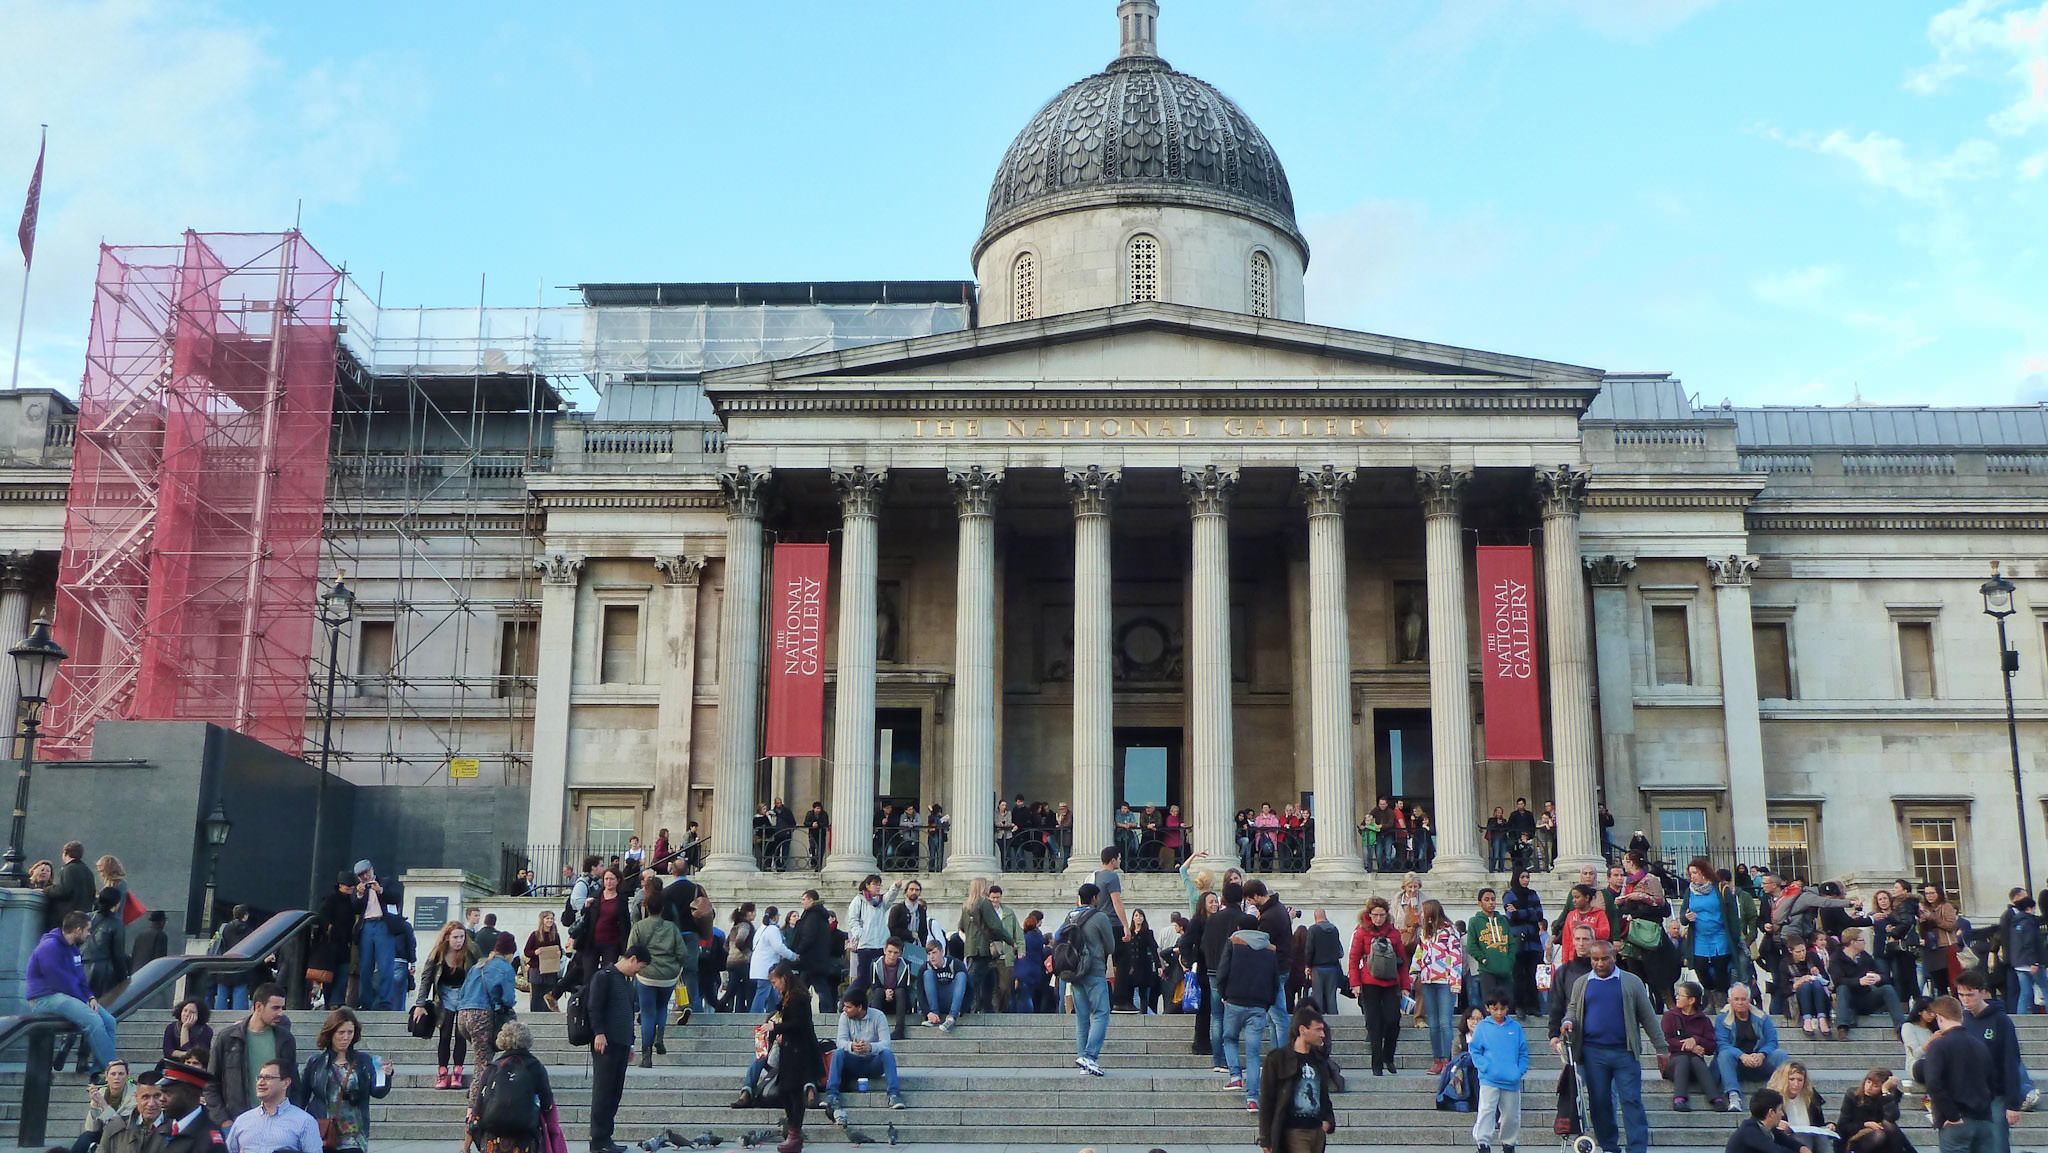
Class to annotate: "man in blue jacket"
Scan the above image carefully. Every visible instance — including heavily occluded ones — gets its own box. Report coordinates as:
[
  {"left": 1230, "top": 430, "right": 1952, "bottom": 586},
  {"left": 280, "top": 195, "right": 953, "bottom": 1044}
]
[
  {"left": 1956, "top": 969, "right": 2025, "bottom": 1153},
  {"left": 27, "top": 912, "right": 117, "bottom": 1074},
  {"left": 1711, "top": 984, "right": 1788, "bottom": 1112}
]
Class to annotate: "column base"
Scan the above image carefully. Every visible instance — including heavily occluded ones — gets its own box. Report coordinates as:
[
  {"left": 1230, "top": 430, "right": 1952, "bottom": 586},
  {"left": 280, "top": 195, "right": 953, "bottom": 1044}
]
[
  {"left": 823, "top": 854, "right": 881, "bottom": 885},
  {"left": 1413, "top": 861, "right": 1493, "bottom": 900},
  {"left": 1551, "top": 854, "right": 1607, "bottom": 880},
  {"left": 1306, "top": 854, "right": 1367, "bottom": 878},
  {"left": 943, "top": 853, "right": 1002, "bottom": 879},
  {"left": 694, "top": 852, "right": 759, "bottom": 879}
]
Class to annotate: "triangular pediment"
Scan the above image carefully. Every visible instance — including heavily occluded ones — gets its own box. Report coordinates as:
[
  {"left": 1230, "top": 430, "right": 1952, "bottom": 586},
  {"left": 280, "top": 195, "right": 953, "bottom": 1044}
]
[{"left": 700, "top": 302, "right": 1603, "bottom": 395}]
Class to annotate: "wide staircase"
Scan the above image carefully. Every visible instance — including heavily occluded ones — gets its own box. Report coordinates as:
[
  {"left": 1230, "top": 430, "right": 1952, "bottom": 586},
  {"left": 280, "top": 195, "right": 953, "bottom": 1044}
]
[{"left": 10, "top": 1005, "right": 2048, "bottom": 1149}]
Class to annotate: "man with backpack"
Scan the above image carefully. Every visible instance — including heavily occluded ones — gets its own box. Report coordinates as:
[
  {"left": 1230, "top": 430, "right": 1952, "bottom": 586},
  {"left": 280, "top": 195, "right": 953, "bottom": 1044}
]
[
  {"left": 1054, "top": 882, "right": 1118, "bottom": 1076},
  {"left": 585, "top": 945, "right": 648, "bottom": 1153}
]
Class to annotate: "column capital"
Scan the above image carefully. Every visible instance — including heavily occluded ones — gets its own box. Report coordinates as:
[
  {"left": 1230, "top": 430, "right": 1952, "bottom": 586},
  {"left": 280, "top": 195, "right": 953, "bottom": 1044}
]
[
  {"left": 1536, "top": 464, "right": 1590, "bottom": 518},
  {"left": 1182, "top": 464, "right": 1237, "bottom": 517},
  {"left": 948, "top": 465, "right": 1003, "bottom": 517},
  {"left": 1585, "top": 554, "right": 1636, "bottom": 587},
  {"left": 720, "top": 466, "right": 771, "bottom": 519},
  {"left": 1298, "top": 465, "right": 1354, "bottom": 518},
  {"left": 1414, "top": 465, "right": 1471, "bottom": 519},
  {"left": 654, "top": 554, "right": 705, "bottom": 586},
  {"left": 831, "top": 466, "right": 889, "bottom": 519},
  {"left": 1709, "top": 554, "right": 1760, "bottom": 588},
  {"left": 0, "top": 550, "right": 36, "bottom": 594},
  {"left": 534, "top": 552, "right": 585, "bottom": 586},
  {"left": 1065, "top": 465, "right": 1121, "bottom": 517}
]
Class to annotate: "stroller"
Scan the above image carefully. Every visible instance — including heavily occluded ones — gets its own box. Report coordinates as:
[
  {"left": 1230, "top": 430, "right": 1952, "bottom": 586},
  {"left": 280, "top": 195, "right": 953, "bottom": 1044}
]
[{"left": 1553, "top": 1026, "right": 1600, "bottom": 1153}]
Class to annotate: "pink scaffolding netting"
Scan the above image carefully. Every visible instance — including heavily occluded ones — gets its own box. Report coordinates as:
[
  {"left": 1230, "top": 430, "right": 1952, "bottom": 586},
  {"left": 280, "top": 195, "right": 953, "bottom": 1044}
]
[{"left": 43, "top": 231, "right": 341, "bottom": 759}]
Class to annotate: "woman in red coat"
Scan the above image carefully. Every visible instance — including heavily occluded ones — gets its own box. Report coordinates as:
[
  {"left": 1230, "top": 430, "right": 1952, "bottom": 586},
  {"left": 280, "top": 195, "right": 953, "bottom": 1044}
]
[{"left": 1348, "top": 897, "right": 1410, "bottom": 1076}]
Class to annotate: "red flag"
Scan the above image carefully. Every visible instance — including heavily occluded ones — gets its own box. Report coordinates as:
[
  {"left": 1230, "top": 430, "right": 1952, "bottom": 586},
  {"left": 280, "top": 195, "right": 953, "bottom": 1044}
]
[
  {"left": 763, "top": 543, "right": 831, "bottom": 757},
  {"left": 1476, "top": 545, "right": 1545, "bottom": 761},
  {"left": 17, "top": 133, "right": 43, "bottom": 265}
]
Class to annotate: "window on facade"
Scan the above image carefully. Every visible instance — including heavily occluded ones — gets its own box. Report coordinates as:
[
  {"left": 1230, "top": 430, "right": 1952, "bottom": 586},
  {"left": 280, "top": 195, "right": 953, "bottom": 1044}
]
[
  {"left": 356, "top": 621, "right": 394, "bottom": 696},
  {"left": 1908, "top": 815, "right": 1962, "bottom": 896},
  {"left": 584, "top": 805, "right": 636, "bottom": 856},
  {"left": 1754, "top": 621, "right": 1793, "bottom": 699},
  {"left": 1657, "top": 807, "right": 1709, "bottom": 860},
  {"left": 1899, "top": 622, "right": 1936, "bottom": 699},
  {"left": 1767, "top": 817, "right": 1811, "bottom": 881},
  {"left": 1127, "top": 234, "right": 1160, "bottom": 302},
  {"left": 498, "top": 619, "right": 538, "bottom": 698},
  {"left": 599, "top": 604, "right": 641, "bottom": 684},
  {"left": 1012, "top": 251, "right": 1037, "bottom": 321},
  {"left": 1248, "top": 251, "right": 1273, "bottom": 317},
  {"left": 1651, "top": 605, "right": 1692, "bottom": 685}
]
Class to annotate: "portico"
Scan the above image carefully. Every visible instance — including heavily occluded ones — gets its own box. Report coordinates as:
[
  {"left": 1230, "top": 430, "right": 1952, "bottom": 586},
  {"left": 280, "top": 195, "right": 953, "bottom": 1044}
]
[{"left": 684, "top": 303, "right": 1608, "bottom": 884}]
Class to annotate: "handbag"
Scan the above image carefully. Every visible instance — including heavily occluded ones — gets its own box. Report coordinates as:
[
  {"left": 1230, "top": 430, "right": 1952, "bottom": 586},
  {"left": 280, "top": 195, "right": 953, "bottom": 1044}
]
[
  {"left": 1535, "top": 963, "right": 1553, "bottom": 992},
  {"left": 306, "top": 968, "right": 336, "bottom": 986},
  {"left": 1625, "top": 914, "right": 1665, "bottom": 952},
  {"left": 408, "top": 1002, "right": 440, "bottom": 1039},
  {"left": 755, "top": 1038, "right": 786, "bottom": 1102},
  {"left": 318, "top": 1117, "right": 342, "bottom": 1152},
  {"left": 541, "top": 1104, "right": 568, "bottom": 1153}
]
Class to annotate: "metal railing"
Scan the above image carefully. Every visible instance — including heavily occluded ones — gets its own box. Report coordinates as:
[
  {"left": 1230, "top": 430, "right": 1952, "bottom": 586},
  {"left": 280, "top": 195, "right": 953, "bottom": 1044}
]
[
  {"left": 0, "top": 909, "right": 312, "bottom": 1144},
  {"left": 502, "top": 840, "right": 705, "bottom": 895}
]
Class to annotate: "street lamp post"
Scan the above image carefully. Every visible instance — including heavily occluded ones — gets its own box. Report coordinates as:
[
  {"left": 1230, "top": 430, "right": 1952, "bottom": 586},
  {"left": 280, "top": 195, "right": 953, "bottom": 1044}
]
[
  {"left": 1, "top": 613, "right": 68, "bottom": 887},
  {"left": 1982, "top": 561, "right": 2033, "bottom": 895},
  {"left": 199, "top": 799, "right": 232, "bottom": 938},
  {"left": 306, "top": 576, "right": 354, "bottom": 910}
]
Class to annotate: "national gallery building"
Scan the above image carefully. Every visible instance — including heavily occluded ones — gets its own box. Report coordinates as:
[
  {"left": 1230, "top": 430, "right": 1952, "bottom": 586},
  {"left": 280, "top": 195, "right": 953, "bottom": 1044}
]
[{"left": 4, "top": 1, "right": 2044, "bottom": 912}]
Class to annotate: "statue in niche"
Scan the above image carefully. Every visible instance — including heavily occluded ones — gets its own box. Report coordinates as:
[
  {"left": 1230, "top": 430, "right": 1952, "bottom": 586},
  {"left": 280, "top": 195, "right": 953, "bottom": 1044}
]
[
  {"left": 876, "top": 581, "right": 902, "bottom": 663},
  {"left": 1396, "top": 583, "right": 1427, "bottom": 663}
]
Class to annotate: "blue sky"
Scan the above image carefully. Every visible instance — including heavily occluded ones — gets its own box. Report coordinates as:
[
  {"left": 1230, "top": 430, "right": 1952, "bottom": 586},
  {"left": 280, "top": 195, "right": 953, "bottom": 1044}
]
[{"left": 2, "top": 0, "right": 2044, "bottom": 405}]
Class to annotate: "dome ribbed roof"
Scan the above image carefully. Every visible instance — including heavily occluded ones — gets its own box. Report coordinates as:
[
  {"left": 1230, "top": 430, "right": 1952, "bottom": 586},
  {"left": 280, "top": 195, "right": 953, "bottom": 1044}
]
[{"left": 978, "top": 52, "right": 1302, "bottom": 257}]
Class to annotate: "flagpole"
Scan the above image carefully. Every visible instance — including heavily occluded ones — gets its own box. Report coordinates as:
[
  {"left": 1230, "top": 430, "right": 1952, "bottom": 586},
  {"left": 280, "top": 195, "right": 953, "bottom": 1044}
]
[{"left": 9, "top": 125, "right": 46, "bottom": 392}]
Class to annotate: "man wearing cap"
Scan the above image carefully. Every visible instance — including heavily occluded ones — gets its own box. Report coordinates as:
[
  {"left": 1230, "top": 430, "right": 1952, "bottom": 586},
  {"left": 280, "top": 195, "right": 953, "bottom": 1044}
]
[
  {"left": 586, "top": 944, "right": 647, "bottom": 1153},
  {"left": 348, "top": 861, "right": 403, "bottom": 1010},
  {"left": 224, "top": 1061, "right": 318, "bottom": 1153},
  {"left": 99, "top": 1067, "right": 169, "bottom": 1153},
  {"left": 149, "top": 1061, "right": 225, "bottom": 1153}
]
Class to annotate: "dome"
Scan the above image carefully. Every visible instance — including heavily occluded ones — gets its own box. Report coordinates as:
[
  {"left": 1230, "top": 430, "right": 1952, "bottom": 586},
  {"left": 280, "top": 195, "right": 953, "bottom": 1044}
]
[{"left": 975, "top": 3, "right": 1305, "bottom": 264}]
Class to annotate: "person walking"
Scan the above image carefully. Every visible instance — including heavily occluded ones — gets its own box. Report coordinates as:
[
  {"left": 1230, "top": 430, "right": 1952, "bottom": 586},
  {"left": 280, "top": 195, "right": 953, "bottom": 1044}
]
[
  {"left": 1914, "top": 995, "right": 1994, "bottom": 1153},
  {"left": 299, "top": 1009, "right": 390, "bottom": 1153},
  {"left": 44, "top": 841, "right": 98, "bottom": 925},
  {"left": 585, "top": 944, "right": 648, "bottom": 1153},
  {"left": 309, "top": 874, "right": 357, "bottom": 1012},
  {"left": 1056, "top": 881, "right": 1118, "bottom": 1076},
  {"left": 1559, "top": 941, "right": 1662, "bottom": 1153},
  {"left": 1218, "top": 910, "right": 1280, "bottom": 1110},
  {"left": 748, "top": 906, "right": 798, "bottom": 1013},
  {"left": 786, "top": 892, "right": 837, "bottom": 1009},
  {"left": 1304, "top": 910, "right": 1344, "bottom": 1017},
  {"left": 1256, "top": 1006, "right": 1337, "bottom": 1153},
  {"left": 625, "top": 890, "right": 687, "bottom": 1065},
  {"left": 1348, "top": 898, "right": 1407, "bottom": 1077},
  {"left": 470, "top": 1022, "right": 554, "bottom": 1153},
  {"left": 1469, "top": 991, "right": 1529, "bottom": 1153},
  {"left": 206, "top": 984, "right": 298, "bottom": 1129},
  {"left": 456, "top": 935, "right": 519, "bottom": 1108},
  {"left": 1467, "top": 888, "right": 1515, "bottom": 1018},
  {"left": 1410, "top": 900, "right": 1464, "bottom": 1077},
  {"left": 412, "top": 923, "right": 476, "bottom": 1091},
  {"left": 1954, "top": 970, "right": 2025, "bottom": 1152},
  {"left": 1503, "top": 870, "right": 1546, "bottom": 1018},
  {"left": 958, "top": 878, "right": 1014, "bottom": 1018},
  {"left": 725, "top": 905, "right": 757, "bottom": 1014}
]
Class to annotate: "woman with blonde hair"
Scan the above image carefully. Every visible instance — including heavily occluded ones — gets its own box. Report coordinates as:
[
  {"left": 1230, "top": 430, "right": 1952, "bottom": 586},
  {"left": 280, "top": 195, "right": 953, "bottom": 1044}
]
[
  {"left": 1395, "top": 872, "right": 1425, "bottom": 951},
  {"left": 94, "top": 856, "right": 131, "bottom": 918},
  {"left": 1765, "top": 1059, "right": 1827, "bottom": 1127},
  {"left": 413, "top": 921, "right": 477, "bottom": 1090}
]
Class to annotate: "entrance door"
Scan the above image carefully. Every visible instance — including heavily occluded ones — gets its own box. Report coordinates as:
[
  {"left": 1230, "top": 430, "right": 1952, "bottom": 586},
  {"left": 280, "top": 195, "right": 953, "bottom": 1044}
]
[
  {"left": 875, "top": 708, "right": 923, "bottom": 869},
  {"left": 1373, "top": 708, "right": 1433, "bottom": 804},
  {"left": 1115, "top": 727, "right": 1182, "bottom": 872}
]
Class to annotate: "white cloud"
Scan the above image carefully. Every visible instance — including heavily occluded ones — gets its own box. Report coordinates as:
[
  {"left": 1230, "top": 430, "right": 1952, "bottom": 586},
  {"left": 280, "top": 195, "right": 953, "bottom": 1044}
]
[
  {"left": 0, "top": 0, "right": 421, "bottom": 394},
  {"left": 1803, "top": 131, "right": 2000, "bottom": 200},
  {"left": 1905, "top": 0, "right": 2048, "bottom": 136}
]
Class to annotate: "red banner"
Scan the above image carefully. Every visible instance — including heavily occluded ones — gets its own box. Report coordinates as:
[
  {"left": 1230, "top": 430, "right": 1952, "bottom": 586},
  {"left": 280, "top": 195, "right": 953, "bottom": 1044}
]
[
  {"left": 1476, "top": 545, "right": 1544, "bottom": 761},
  {"left": 764, "top": 543, "right": 830, "bottom": 757}
]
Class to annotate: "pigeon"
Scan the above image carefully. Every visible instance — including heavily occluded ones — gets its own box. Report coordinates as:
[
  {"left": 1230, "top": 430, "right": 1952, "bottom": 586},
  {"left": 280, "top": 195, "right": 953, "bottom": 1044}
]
[
  {"left": 689, "top": 1137, "right": 723, "bottom": 1150},
  {"left": 845, "top": 1128, "right": 875, "bottom": 1146},
  {"left": 738, "top": 1130, "right": 781, "bottom": 1149},
  {"left": 662, "top": 1131, "right": 691, "bottom": 1149},
  {"left": 636, "top": 1136, "right": 669, "bottom": 1153},
  {"left": 887, "top": 1122, "right": 899, "bottom": 1146}
]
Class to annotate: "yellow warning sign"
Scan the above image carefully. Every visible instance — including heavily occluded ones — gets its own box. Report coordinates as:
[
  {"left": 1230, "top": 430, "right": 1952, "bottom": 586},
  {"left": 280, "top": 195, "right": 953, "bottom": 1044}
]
[{"left": 450, "top": 757, "right": 480, "bottom": 779}]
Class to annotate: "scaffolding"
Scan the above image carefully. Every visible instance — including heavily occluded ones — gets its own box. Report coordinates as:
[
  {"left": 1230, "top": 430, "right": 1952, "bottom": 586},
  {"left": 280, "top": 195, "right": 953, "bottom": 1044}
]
[{"left": 45, "top": 231, "right": 342, "bottom": 757}]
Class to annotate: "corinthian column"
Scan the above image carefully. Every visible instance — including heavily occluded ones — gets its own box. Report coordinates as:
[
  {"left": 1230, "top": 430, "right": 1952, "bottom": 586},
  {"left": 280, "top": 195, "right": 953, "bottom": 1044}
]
[
  {"left": 1067, "top": 466, "right": 1119, "bottom": 874},
  {"left": 945, "top": 466, "right": 1003, "bottom": 876},
  {"left": 1302, "top": 467, "right": 1364, "bottom": 876},
  {"left": 1417, "top": 466, "right": 1483, "bottom": 873},
  {"left": 1184, "top": 465, "right": 1238, "bottom": 863},
  {"left": 826, "top": 467, "right": 887, "bottom": 878},
  {"left": 652, "top": 553, "right": 706, "bottom": 844},
  {"left": 1538, "top": 465, "right": 1602, "bottom": 873},
  {"left": 525, "top": 551, "right": 584, "bottom": 847},
  {"left": 0, "top": 552, "right": 36, "bottom": 743},
  {"left": 1710, "top": 555, "right": 1770, "bottom": 859},
  {"left": 701, "top": 466, "right": 770, "bottom": 875}
]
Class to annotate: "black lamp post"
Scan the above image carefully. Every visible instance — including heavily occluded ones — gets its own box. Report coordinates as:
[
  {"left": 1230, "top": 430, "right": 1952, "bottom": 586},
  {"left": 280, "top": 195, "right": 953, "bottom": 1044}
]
[
  {"left": 306, "top": 576, "right": 354, "bottom": 910},
  {"left": 1, "top": 613, "right": 68, "bottom": 887},
  {"left": 199, "top": 799, "right": 232, "bottom": 937},
  {"left": 1982, "top": 561, "right": 2033, "bottom": 895}
]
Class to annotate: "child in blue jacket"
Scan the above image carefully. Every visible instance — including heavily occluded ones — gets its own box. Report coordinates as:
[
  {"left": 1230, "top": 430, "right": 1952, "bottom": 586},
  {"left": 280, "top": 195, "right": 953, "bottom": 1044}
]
[{"left": 1468, "top": 992, "right": 1530, "bottom": 1152}]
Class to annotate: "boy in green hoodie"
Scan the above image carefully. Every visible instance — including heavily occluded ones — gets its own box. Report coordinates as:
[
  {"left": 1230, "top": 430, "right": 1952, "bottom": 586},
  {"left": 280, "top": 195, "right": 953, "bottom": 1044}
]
[{"left": 1466, "top": 888, "right": 1516, "bottom": 1013}]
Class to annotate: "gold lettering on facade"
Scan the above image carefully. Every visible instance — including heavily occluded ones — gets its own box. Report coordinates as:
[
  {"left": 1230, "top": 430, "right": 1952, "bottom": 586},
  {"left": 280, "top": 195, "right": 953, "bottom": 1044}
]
[
  {"left": 1101, "top": 418, "right": 1119, "bottom": 436},
  {"left": 1007, "top": 419, "right": 1027, "bottom": 437},
  {"left": 912, "top": 419, "right": 928, "bottom": 437},
  {"left": 936, "top": 419, "right": 955, "bottom": 437},
  {"left": 1350, "top": 419, "right": 1365, "bottom": 436},
  {"left": 1224, "top": 418, "right": 1244, "bottom": 437},
  {"left": 904, "top": 415, "right": 1392, "bottom": 438},
  {"left": 1252, "top": 419, "right": 1268, "bottom": 436},
  {"left": 964, "top": 420, "right": 980, "bottom": 438},
  {"left": 1060, "top": 418, "right": 1075, "bottom": 437}
]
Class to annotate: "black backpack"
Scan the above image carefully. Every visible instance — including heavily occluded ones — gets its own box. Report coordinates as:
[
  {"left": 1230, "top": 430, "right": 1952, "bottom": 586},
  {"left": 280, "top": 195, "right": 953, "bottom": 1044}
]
[
  {"left": 563, "top": 989, "right": 595, "bottom": 1047},
  {"left": 477, "top": 1054, "right": 542, "bottom": 1135},
  {"left": 1051, "top": 906, "right": 1100, "bottom": 982}
]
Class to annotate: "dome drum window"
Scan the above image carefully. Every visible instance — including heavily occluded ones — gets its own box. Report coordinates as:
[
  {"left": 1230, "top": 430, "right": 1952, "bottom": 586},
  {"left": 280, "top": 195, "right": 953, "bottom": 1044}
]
[
  {"left": 1013, "top": 251, "right": 1037, "bottom": 321},
  {"left": 1249, "top": 251, "right": 1272, "bottom": 317},
  {"left": 1128, "top": 234, "right": 1160, "bottom": 302}
]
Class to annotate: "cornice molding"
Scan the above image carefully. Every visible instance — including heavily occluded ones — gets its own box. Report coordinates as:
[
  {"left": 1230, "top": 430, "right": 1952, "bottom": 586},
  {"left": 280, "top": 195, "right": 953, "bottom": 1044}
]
[
  {"left": 1749, "top": 512, "right": 2048, "bottom": 532},
  {"left": 534, "top": 493, "right": 724, "bottom": 511},
  {"left": 1589, "top": 492, "right": 1754, "bottom": 509},
  {"left": 716, "top": 392, "right": 1591, "bottom": 414}
]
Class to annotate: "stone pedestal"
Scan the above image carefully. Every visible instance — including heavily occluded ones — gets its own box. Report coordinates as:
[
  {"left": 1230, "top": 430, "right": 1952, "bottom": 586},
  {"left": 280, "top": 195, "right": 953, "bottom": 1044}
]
[{"left": 0, "top": 885, "right": 49, "bottom": 1015}]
